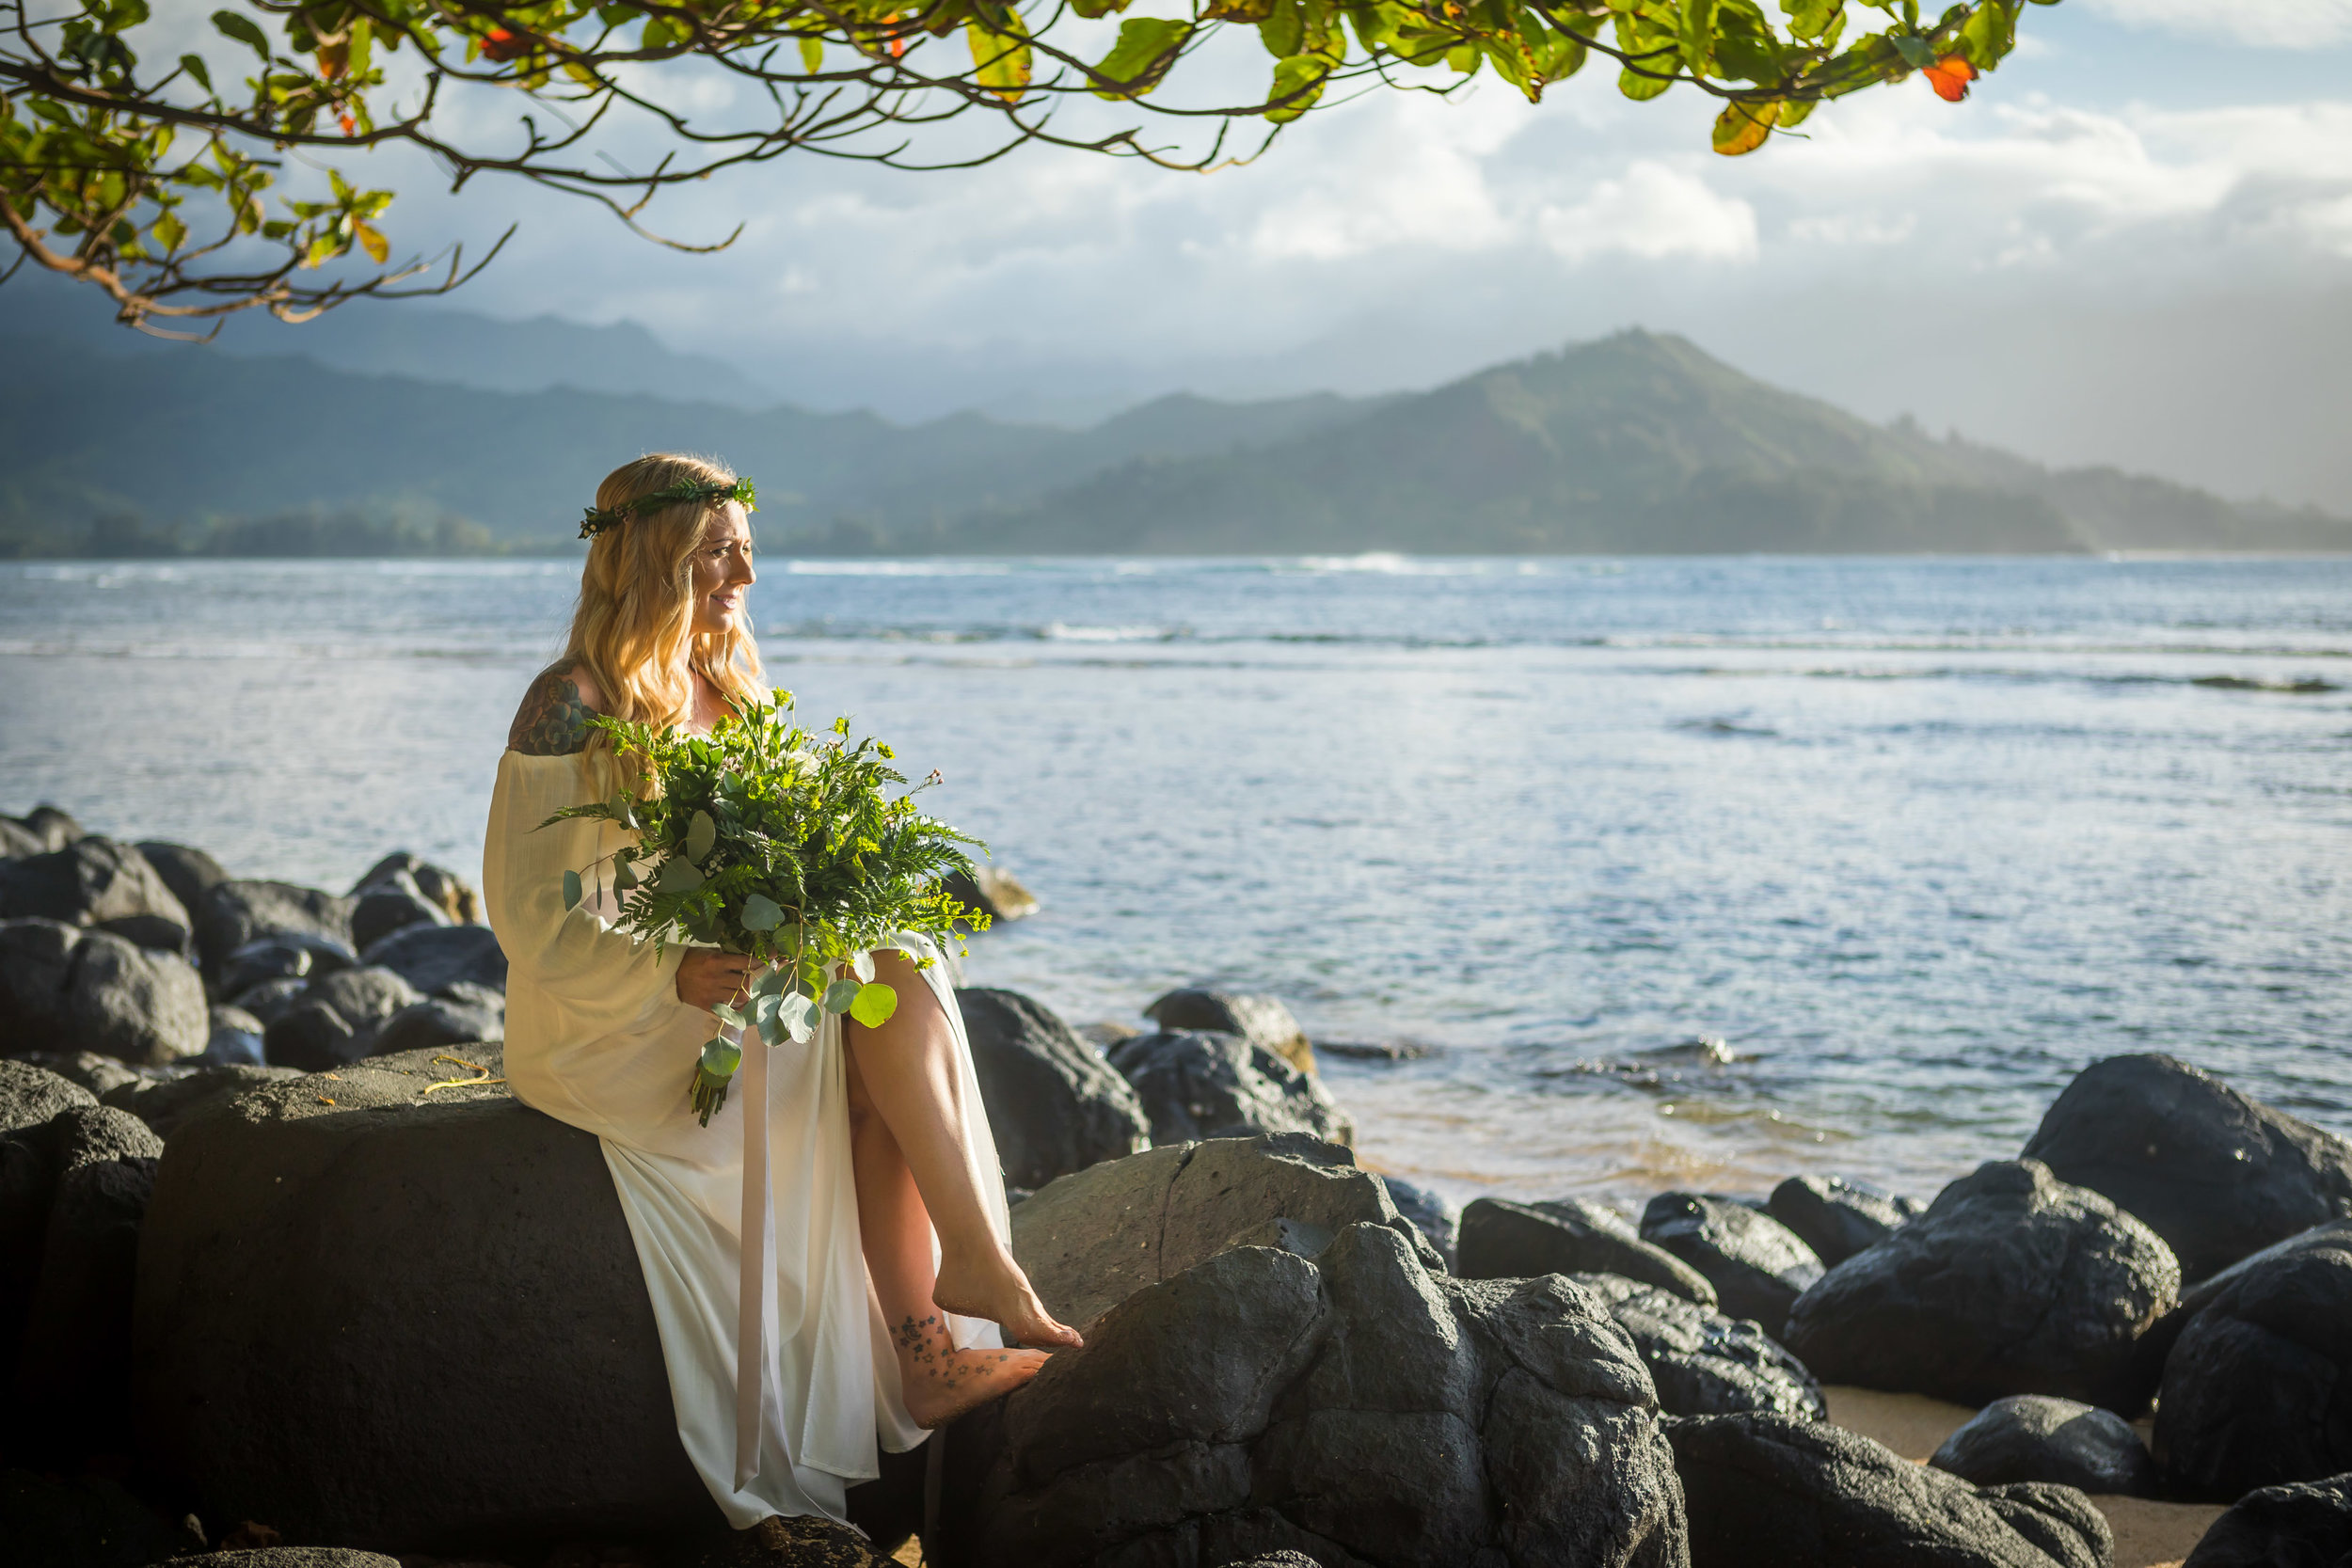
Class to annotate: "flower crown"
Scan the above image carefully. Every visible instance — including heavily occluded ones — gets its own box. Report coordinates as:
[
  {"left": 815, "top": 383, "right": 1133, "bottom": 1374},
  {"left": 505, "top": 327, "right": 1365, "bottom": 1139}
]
[{"left": 579, "top": 475, "right": 757, "bottom": 540}]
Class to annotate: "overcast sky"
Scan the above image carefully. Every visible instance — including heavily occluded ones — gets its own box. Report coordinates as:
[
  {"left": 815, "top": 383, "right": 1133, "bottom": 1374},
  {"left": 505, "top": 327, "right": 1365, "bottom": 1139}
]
[{"left": 134, "top": 1, "right": 2352, "bottom": 506}]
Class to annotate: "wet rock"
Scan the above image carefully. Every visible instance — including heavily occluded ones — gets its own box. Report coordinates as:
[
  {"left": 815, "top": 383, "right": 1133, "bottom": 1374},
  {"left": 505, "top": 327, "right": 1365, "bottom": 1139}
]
[
  {"left": 135, "top": 841, "right": 230, "bottom": 919},
  {"left": 1459, "top": 1196, "right": 1719, "bottom": 1309},
  {"left": 957, "top": 988, "right": 1151, "bottom": 1192},
  {"left": 941, "top": 1224, "right": 1687, "bottom": 1568},
  {"left": 199, "top": 1005, "right": 266, "bottom": 1067},
  {"left": 1379, "top": 1174, "right": 1458, "bottom": 1272},
  {"left": 230, "top": 975, "right": 311, "bottom": 1026},
  {"left": 2182, "top": 1472, "right": 2352, "bottom": 1568},
  {"left": 0, "top": 1468, "right": 183, "bottom": 1568},
  {"left": 366, "top": 993, "right": 504, "bottom": 1060},
  {"left": 1931, "top": 1395, "right": 2157, "bottom": 1497},
  {"left": 1667, "top": 1413, "right": 2112, "bottom": 1568},
  {"left": 1571, "top": 1272, "right": 1824, "bottom": 1420},
  {"left": 14, "top": 1105, "right": 163, "bottom": 1464},
  {"left": 1640, "top": 1193, "right": 1822, "bottom": 1338},
  {"left": 104, "top": 1063, "right": 299, "bottom": 1141},
  {"left": 0, "top": 838, "right": 192, "bottom": 953},
  {"left": 1767, "top": 1175, "right": 1923, "bottom": 1268},
  {"left": 135, "top": 1045, "right": 713, "bottom": 1546},
  {"left": 1009, "top": 1133, "right": 1442, "bottom": 1335},
  {"left": 351, "top": 869, "right": 451, "bottom": 953},
  {"left": 194, "top": 880, "right": 357, "bottom": 975},
  {"left": 0, "top": 919, "right": 208, "bottom": 1065},
  {"left": 1785, "top": 1159, "right": 2178, "bottom": 1412},
  {"left": 215, "top": 933, "right": 358, "bottom": 1004},
  {"left": 943, "top": 864, "right": 1037, "bottom": 926},
  {"left": 1107, "top": 1028, "right": 1351, "bottom": 1148},
  {"left": 352, "top": 851, "right": 481, "bottom": 925},
  {"left": 1143, "top": 988, "right": 1315, "bottom": 1076},
  {"left": 262, "top": 966, "right": 422, "bottom": 1071},
  {"left": 361, "top": 921, "right": 507, "bottom": 997},
  {"left": 2153, "top": 1228, "right": 2352, "bottom": 1499},
  {"left": 2022, "top": 1053, "right": 2352, "bottom": 1282}
]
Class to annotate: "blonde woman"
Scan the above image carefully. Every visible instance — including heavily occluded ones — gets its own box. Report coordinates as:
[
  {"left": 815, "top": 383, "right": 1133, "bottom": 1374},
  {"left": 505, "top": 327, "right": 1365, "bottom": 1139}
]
[{"left": 482, "top": 453, "right": 1079, "bottom": 1547}]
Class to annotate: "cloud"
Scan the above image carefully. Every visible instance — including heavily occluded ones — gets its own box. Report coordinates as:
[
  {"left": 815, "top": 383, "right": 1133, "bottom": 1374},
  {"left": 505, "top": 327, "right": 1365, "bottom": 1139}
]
[
  {"left": 2077, "top": 0, "right": 2352, "bottom": 49},
  {"left": 1537, "top": 161, "right": 1759, "bottom": 261}
]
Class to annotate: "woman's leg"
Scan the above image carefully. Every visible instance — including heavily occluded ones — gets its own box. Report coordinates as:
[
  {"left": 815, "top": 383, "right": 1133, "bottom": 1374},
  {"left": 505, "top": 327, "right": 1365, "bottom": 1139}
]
[{"left": 847, "top": 1046, "right": 1053, "bottom": 1426}]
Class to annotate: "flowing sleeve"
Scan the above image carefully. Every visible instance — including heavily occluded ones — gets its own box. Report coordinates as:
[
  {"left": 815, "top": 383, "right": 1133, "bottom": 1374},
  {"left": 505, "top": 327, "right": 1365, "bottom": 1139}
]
[{"left": 484, "top": 748, "right": 684, "bottom": 1041}]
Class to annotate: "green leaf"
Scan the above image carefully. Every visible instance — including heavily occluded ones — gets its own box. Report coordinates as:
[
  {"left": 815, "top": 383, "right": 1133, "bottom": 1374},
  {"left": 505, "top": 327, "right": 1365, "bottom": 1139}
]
[
  {"left": 699, "top": 1036, "right": 741, "bottom": 1077},
  {"left": 1890, "top": 32, "right": 1935, "bottom": 67},
  {"left": 966, "top": 11, "right": 1032, "bottom": 103},
  {"left": 212, "top": 9, "right": 270, "bottom": 59},
  {"left": 687, "top": 808, "right": 717, "bottom": 864},
  {"left": 799, "top": 35, "right": 823, "bottom": 71},
  {"left": 1677, "top": 0, "right": 1719, "bottom": 75},
  {"left": 1776, "top": 95, "right": 1815, "bottom": 128},
  {"left": 780, "top": 991, "right": 817, "bottom": 1042},
  {"left": 658, "top": 855, "right": 706, "bottom": 893},
  {"left": 1265, "top": 54, "right": 1329, "bottom": 121},
  {"left": 1259, "top": 0, "right": 1304, "bottom": 60},
  {"left": 1957, "top": 0, "right": 2017, "bottom": 68},
  {"left": 850, "top": 982, "right": 898, "bottom": 1028},
  {"left": 1783, "top": 0, "right": 1839, "bottom": 40},
  {"left": 821, "top": 977, "right": 864, "bottom": 1013},
  {"left": 151, "top": 212, "right": 187, "bottom": 253},
  {"left": 1090, "top": 17, "right": 1189, "bottom": 99},
  {"left": 641, "top": 15, "right": 676, "bottom": 49},
  {"left": 1618, "top": 65, "right": 1673, "bottom": 99},
  {"left": 752, "top": 965, "right": 792, "bottom": 997},
  {"left": 562, "top": 868, "right": 583, "bottom": 909},
  {"left": 710, "top": 1000, "right": 745, "bottom": 1028},
  {"left": 178, "top": 53, "right": 213, "bottom": 91},
  {"left": 741, "top": 892, "right": 785, "bottom": 930},
  {"left": 1711, "top": 96, "right": 1779, "bottom": 153}
]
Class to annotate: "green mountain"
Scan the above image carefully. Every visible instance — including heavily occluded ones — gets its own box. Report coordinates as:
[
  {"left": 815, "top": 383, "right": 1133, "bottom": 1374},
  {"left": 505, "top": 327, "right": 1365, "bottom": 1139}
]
[{"left": 3, "top": 324, "right": 2342, "bottom": 557}]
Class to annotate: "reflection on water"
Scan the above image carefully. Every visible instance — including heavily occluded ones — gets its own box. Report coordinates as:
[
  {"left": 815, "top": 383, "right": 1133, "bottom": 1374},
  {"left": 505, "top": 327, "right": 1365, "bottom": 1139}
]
[{"left": 3, "top": 554, "right": 2347, "bottom": 1212}]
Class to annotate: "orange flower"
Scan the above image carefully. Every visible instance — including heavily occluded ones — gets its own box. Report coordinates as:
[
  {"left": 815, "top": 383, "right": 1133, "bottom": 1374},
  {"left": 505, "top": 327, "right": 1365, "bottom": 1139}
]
[{"left": 1922, "top": 54, "right": 1975, "bottom": 102}]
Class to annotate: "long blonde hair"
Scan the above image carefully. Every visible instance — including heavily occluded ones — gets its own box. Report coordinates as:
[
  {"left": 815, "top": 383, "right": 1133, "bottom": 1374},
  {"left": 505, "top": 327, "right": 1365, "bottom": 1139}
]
[{"left": 566, "top": 452, "right": 765, "bottom": 741}]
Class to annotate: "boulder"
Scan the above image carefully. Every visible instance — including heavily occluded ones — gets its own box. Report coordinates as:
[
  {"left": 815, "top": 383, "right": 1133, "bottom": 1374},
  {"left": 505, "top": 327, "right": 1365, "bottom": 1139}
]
[
  {"left": 0, "top": 817, "right": 44, "bottom": 859},
  {"left": 1784, "top": 1159, "right": 2178, "bottom": 1413},
  {"left": 361, "top": 921, "right": 507, "bottom": 996},
  {"left": 957, "top": 988, "right": 1151, "bottom": 1191},
  {"left": 1106, "top": 1029, "right": 1351, "bottom": 1148},
  {"left": 215, "top": 933, "right": 358, "bottom": 1004},
  {"left": 199, "top": 1005, "right": 267, "bottom": 1067},
  {"left": 2182, "top": 1472, "right": 2352, "bottom": 1568},
  {"left": 2153, "top": 1229, "right": 2352, "bottom": 1499},
  {"left": 1009, "top": 1133, "right": 1443, "bottom": 1335},
  {"left": 7, "top": 1050, "right": 141, "bottom": 1099},
  {"left": 262, "top": 966, "right": 423, "bottom": 1071},
  {"left": 230, "top": 975, "right": 312, "bottom": 1026},
  {"left": 135, "top": 840, "right": 230, "bottom": 919},
  {"left": 174, "top": 1554, "right": 402, "bottom": 1568},
  {"left": 1460, "top": 1197, "right": 1719, "bottom": 1309},
  {"left": 351, "top": 869, "right": 451, "bottom": 952},
  {"left": 1380, "top": 1174, "right": 1459, "bottom": 1272},
  {"left": 1143, "top": 989, "right": 1315, "bottom": 1076},
  {"left": 13, "top": 1104, "right": 163, "bottom": 1464},
  {"left": 0, "top": 837, "right": 192, "bottom": 951},
  {"left": 1666, "top": 1413, "right": 2112, "bottom": 1568},
  {"left": 1767, "top": 1175, "right": 1923, "bottom": 1268},
  {"left": 0, "top": 1468, "right": 184, "bottom": 1568},
  {"left": 351, "top": 851, "right": 481, "bottom": 925},
  {"left": 365, "top": 994, "right": 504, "bottom": 1060},
  {"left": 1569, "top": 1272, "right": 1823, "bottom": 1420},
  {"left": 104, "top": 1063, "right": 300, "bottom": 1141},
  {"left": 1, "top": 1057, "right": 96, "bottom": 1133},
  {"left": 943, "top": 864, "right": 1037, "bottom": 926},
  {"left": 14, "top": 806, "right": 84, "bottom": 852},
  {"left": 936, "top": 1223, "right": 1689, "bottom": 1568},
  {"left": 0, "top": 1065, "right": 95, "bottom": 1370},
  {"left": 1640, "top": 1194, "right": 1822, "bottom": 1338},
  {"left": 0, "top": 919, "right": 209, "bottom": 1066},
  {"left": 2021, "top": 1053, "right": 2352, "bottom": 1282},
  {"left": 194, "top": 880, "right": 357, "bottom": 976},
  {"left": 135, "top": 1045, "right": 714, "bottom": 1547},
  {"left": 1931, "top": 1396, "right": 2158, "bottom": 1497}
]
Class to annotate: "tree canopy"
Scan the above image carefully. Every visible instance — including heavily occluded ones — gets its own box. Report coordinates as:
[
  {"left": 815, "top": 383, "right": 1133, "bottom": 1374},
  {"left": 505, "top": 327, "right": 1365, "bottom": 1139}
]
[{"left": 1, "top": 0, "right": 2047, "bottom": 333}]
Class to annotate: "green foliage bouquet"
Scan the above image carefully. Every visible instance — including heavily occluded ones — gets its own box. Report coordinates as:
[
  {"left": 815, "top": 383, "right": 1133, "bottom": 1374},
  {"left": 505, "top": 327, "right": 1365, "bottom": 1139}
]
[{"left": 544, "top": 691, "right": 990, "bottom": 1125}]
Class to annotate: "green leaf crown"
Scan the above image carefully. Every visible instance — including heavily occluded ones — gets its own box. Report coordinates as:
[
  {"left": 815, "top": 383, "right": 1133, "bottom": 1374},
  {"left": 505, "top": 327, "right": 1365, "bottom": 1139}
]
[{"left": 579, "top": 476, "right": 758, "bottom": 540}]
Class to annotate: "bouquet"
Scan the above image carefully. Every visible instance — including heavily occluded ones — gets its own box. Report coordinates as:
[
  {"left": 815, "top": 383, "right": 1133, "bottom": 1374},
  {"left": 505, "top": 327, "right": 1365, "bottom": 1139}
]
[{"left": 544, "top": 690, "right": 990, "bottom": 1125}]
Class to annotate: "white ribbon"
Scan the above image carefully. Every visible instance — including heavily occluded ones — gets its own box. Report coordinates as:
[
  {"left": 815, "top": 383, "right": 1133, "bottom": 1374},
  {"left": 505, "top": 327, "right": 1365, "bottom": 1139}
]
[{"left": 732, "top": 1018, "right": 773, "bottom": 1490}]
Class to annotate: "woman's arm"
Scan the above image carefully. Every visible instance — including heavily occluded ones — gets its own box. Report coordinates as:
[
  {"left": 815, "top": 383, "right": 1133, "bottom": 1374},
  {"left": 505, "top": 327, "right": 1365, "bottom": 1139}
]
[{"left": 509, "top": 659, "right": 602, "bottom": 756}]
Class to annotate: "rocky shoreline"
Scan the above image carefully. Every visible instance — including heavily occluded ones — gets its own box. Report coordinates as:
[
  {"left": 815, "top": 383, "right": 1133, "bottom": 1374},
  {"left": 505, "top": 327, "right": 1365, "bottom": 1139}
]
[{"left": 3, "top": 803, "right": 2350, "bottom": 1568}]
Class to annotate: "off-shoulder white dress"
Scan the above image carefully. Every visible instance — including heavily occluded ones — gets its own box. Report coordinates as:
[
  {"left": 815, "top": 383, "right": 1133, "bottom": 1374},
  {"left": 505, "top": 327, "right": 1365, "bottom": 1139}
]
[{"left": 482, "top": 747, "right": 1008, "bottom": 1528}]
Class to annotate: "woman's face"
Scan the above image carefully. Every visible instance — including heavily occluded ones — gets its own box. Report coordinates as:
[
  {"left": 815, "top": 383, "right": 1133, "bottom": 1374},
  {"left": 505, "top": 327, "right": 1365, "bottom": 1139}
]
[{"left": 689, "top": 502, "right": 756, "bottom": 637}]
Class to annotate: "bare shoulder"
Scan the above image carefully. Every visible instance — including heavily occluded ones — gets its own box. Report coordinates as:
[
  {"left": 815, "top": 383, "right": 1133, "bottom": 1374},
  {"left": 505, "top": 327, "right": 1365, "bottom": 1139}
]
[{"left": 508, "top": 659, "right": 605, "bottom": 755}]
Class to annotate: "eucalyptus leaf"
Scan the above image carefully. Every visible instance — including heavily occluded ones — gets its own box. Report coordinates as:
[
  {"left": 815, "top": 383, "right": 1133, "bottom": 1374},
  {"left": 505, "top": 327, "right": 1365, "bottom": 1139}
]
[
  {"left": 742, "top": 892, "right": 785, "bottom": 930},
  {"left": 850, "top": 982, "right": 898, "bottom": 1028},
  {"left": 699, "top": 1037, "right": 742, "bottom": 1077},
  {"left": 821, "top": 977, "right": 864, "bottom": 1014},
  {"left": 659, "top": 855, "right": 706, "bottom": 893},
  {"left": 562, "top": 868, "right": 582, "bottom": 909},
  {"left": 852, "top": 950, "right": 877, "bottom": 984},
  {"left": 710, "top": 1000, "right": 745, "bottom": 1028},
  {"left": 687, "top": 808, "right": 718, "bottom": 864}
]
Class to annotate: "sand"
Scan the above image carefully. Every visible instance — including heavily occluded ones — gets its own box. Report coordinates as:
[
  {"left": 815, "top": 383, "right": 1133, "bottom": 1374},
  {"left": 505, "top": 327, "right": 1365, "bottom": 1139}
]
[{"left": 1823, "top": 1386, "right": 2225, "bottom": 1568}]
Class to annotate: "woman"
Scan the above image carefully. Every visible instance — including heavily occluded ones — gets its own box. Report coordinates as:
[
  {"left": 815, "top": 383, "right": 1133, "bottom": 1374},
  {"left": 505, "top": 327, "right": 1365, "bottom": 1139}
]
[{"left": 482, "top": 453, "right": 1079, "bottom": 1545}]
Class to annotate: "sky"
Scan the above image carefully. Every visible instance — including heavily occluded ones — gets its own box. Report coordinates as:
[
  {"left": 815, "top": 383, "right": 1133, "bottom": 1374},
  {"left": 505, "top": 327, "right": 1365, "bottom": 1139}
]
[{"left": 100, "top": 1, "right": 2352, "bottom": 507}]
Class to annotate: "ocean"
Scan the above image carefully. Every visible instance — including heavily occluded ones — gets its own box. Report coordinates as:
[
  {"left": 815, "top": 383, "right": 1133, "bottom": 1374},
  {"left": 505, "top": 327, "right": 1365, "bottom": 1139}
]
[{"left": 3, "top": 553, "right": 2347, "bottom": 1213}]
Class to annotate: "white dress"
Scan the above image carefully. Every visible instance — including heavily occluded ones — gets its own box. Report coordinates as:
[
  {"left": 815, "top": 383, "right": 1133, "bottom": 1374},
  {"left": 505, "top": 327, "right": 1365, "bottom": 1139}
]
[{"left": 482, "top": 747, "right": 1008, "bottom": 1528}]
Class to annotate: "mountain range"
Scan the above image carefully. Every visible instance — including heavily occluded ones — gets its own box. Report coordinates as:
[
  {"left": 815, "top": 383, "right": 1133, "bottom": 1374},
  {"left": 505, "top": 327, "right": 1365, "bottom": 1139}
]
[{"left": 3, "top": 307, "right": 2344, "bottom": 556}]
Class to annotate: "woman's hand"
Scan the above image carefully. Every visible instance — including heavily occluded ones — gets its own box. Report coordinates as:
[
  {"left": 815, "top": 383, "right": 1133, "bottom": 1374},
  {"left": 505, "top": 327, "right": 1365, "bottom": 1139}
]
[{"left": 676, "top": 949, "right": 752, "bottom": 1011}]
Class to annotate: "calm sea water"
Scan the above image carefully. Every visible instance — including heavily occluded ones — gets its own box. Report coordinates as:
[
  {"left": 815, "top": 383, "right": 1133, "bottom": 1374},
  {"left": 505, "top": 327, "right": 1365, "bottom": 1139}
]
[{"left": 2, "top": 554, "right": 2347, "bottom": 1213}]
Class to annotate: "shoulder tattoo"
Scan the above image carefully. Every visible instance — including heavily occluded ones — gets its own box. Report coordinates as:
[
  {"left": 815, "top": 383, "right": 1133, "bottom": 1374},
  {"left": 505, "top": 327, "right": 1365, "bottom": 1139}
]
[{"left": 510, "top": 662, "right": 599, "bottom": 755}]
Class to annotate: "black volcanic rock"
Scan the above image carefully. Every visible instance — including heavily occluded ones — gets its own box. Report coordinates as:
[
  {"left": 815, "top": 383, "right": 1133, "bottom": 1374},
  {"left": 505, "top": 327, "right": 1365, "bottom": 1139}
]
[
  {"left": 2022, "top": 1053, "right": 2352, "bottom": 1282},
  {"left": 1640, "top": 1192, "right": 1821, "bottom": 1337},
  {"left": 2182, "top": 1472, "right": 2352, "bottom": 1568},
  {"left": 1460, "top": 1196, "right": 1719, "bottom": 1309},
  {"left": 957, "top": 987, "right": 1149, "bottom": 1191},
  {"left": 1107, "top": 1028, "right": 1350, "bottom": 1148},
  {"left": 1767, "top": 1174, "right": 1923, "bottom": 1268},
  {"left": 1571, "top": 1272, "right": 1823, "bottom": 1420},
  {"left": 1931, "top": 1395, "right": 2159, "bottom": 1497}
]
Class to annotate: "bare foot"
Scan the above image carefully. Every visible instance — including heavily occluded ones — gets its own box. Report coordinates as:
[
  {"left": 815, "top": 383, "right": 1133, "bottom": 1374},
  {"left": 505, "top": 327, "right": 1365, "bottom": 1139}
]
[
  {"left": 932, "top": 1248, "right": 1084, "bottom": 1349},
  {"left": 890, "top": 1312, "right": 1053, "bottom": 1428}
]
